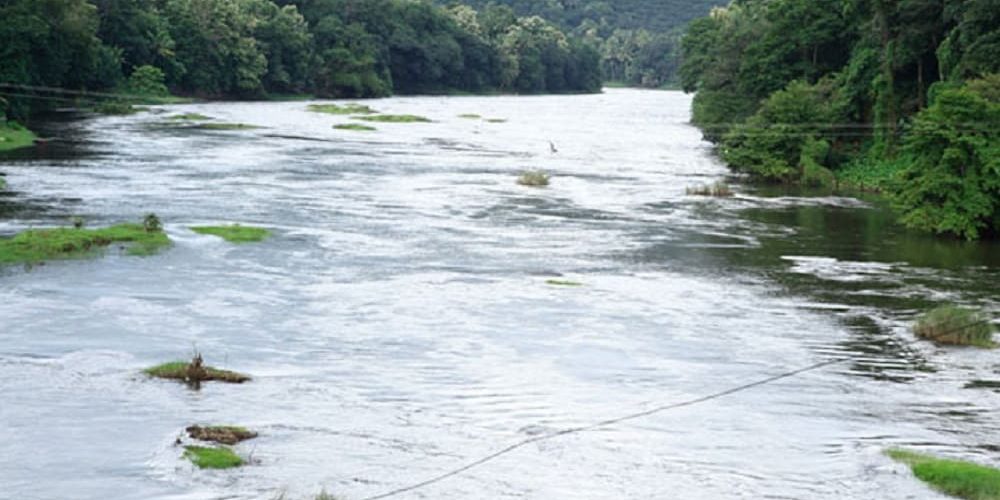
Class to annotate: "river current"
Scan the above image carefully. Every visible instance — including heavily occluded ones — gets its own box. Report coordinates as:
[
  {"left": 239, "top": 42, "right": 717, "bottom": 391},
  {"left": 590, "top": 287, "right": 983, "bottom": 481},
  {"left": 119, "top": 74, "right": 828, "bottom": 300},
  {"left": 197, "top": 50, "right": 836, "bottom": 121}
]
[{"left": 1, "top": 89, "right": 998, "bottom": 499}]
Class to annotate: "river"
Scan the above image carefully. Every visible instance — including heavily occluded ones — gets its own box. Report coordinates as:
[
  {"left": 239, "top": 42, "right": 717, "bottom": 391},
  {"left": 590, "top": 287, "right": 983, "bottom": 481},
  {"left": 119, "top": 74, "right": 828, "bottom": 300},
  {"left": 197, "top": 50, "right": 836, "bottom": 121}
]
[{"left": 1, "top": 89, "right": 998, "bottom": 499}]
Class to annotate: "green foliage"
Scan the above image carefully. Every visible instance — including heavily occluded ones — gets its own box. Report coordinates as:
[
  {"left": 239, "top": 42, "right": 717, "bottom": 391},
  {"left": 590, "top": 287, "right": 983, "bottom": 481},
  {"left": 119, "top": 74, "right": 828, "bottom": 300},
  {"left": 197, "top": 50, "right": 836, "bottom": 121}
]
[
  {"left": 0, "top": 122, "right": 37, "bottom": 152},
  {"left": 356, "top": 114, "right": 431, "bottom": 123},
  {"left": 0, "top": 222, "right": 171, "bottom": 265},
  {"left": 127, "top": 65, "right": 169, "bottom": 96},
  {"left": 913, "top": 306, "right": 996, "bottom": 347},
  {"left": 144, "top": 358, "right": 251, "bottom": 384},
  {"left": 887, "top": 449, "right": 1000, "bottom": 499},
  {"left": 183, "top": 446, "right": 244, "bottom": 469},
  {"left": 191, "top": 225, "right": 271, "bottom": 243},
  {"left": 168, "top": 113, "right": 212, "bottom": 121}
]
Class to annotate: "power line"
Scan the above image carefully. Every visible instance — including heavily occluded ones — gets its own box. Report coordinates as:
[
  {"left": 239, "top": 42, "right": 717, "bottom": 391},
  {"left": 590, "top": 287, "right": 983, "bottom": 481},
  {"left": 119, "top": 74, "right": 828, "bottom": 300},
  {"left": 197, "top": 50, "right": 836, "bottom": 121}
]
[{"left": 359, "top": 317, "right": 995, "bottom": 500}]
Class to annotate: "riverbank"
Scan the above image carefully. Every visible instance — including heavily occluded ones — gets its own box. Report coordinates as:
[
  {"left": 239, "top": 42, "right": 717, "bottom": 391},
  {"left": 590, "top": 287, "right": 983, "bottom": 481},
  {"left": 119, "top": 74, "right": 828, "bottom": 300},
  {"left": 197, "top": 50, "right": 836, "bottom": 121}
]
[{"left": 0, "top": 122, "right": 36, "bottom": 153}]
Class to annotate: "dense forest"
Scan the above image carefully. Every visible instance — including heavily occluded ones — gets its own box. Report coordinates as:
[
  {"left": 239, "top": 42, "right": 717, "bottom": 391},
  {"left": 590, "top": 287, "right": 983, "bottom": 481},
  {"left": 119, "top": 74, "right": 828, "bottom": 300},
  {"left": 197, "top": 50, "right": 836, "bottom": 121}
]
[
  {"left": 681, "top": 0, "right": 1000, "bottom": 240},
  {"left": 0, "top": 0, "right": 603, "bottom": 122}
]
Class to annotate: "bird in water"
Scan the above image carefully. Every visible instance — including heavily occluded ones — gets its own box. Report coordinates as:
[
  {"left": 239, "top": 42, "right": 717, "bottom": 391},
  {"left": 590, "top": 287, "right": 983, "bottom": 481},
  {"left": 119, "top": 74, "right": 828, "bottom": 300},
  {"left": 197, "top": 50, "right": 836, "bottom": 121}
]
[{"left": 549, "top": 141, "right": 558, "bottom": 154}]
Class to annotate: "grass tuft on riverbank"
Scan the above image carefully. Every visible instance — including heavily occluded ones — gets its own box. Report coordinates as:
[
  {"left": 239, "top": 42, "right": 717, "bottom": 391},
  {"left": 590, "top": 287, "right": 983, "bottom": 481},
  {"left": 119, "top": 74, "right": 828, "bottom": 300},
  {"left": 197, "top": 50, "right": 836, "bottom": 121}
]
[
  {"left": 914, "top": 306, "right": 995, "bottom": 348},
  {"left": 0, "top": 222, "right": 170, "bottom": 264},
  {"left": 145, "top": 355, "right": 251, "bottom": 384},
  {"left": 334, "top": 123, "right": 376, "bottom": 132},
  {"left": 187, "top": 425, "right": 258, "bottom": 445},
  {"left": 517, "top": 170, "right": 550, "bottom": 187},
  {"left": 191, "top": 225, "right": 270, "bottom": 243},
  {"left": 0, "top": 122, "right": 37, "bottom": 152},
  {"left": 183, "top": 446, "right": 244, "bottom": 469},
  {"left": 308, "top": 103, "right": 376, "bottom": 115},
  {"left": 887, "top": 449, "right": 1000, "bottom": 500},
  {"left": 355, "top": 114, "right": 431, "bottom": 123}
]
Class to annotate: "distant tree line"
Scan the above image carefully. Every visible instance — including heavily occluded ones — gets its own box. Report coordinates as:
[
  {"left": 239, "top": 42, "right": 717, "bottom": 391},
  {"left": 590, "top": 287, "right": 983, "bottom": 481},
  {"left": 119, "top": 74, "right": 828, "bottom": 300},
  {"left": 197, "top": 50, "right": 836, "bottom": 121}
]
[
  {"left": 681, "top": 0, "right": 1000, "bottom": 240},
  {"left": 0, "top": 0, "right": 603, "bottom": 120}
]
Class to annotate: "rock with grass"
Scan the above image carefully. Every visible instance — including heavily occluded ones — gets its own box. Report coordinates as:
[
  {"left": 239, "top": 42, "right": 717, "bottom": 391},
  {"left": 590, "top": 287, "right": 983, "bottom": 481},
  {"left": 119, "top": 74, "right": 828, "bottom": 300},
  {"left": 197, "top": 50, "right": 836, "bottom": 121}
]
[
  {"left": 546, "top": 279, "right": 583, "bottom": 287},
  {"left": 914, "top": 306, "right": 995, "bottom": 347},
  {"left": 887, "top": 449, "right": 1000, "bottom": 500},
  {"left": 334, "top": 123, "right": 376, "bottom": 132},
  {"left": 486, "top": 118, "right": 507, "bottom": 123},
  {"left": 191, "top": 224, "right": 270, "bottom": 243},
  {"left": 187, "top": 425, "right": 258, "bottom": 445},
  {"left": 145, "top": 354, "right": 251, "bottom": 385},
  {"left": 0, "top": 219, "right": 171, "bottom": 265},
  {"left": 308, "top": 103, "right": 376, "bottom": 115},
  {"left": 183, "top": 445, "right": 244, "bottom": 470},
  {"left": 517, "top": 170, "right": 550, "bottom": 188},
  {"left": 355, "top": 114, "right": 431, "bottom": 123}
]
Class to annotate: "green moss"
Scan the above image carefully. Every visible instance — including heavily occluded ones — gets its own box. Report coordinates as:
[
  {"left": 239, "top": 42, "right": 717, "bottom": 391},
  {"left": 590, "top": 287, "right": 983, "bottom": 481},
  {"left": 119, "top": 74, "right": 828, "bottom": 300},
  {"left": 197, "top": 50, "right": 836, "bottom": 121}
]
[
  {"left": 183, "top": 446, "right": 244, "bottom": 470},
  {"left": 914, "top": 306, "right": 995, "bottom": 348},
  {"left": 458, "top": 113, "right": 482, "bottom": 119},
  {"left": 517, "top": 171, "right": 550, "bottom": 187},
  {"left": 0, "top": 122, "right": 37, "bottom": 152},
  {"left": 333, "top": 123, "right": 377, "bottom": 132},
  {"left": 355, "top": 114, "right": 431, "bottom": 123},
  {"left": 308, "top": 103, "right": 376, "bottom": 115},
  {"left": 191, "top": 225, "right": 270, "bottom": 243},
  {"left": 168, "top": 113, "right": 212, "bottom": 121},
  {"left": 144, "top": 360, "right": 251, "bottom": 384},
  {"left": 546, "top": 279, "right": 584, "bottom": 287},
  {"left": 0, "top": 223, "right": 170, "bottom": 265},
  {"left": 196, "top": 123, "right": 261, "bottom": 130},
  {"left": 887, "top": 449, "right": 1000, "bottom": 500}
]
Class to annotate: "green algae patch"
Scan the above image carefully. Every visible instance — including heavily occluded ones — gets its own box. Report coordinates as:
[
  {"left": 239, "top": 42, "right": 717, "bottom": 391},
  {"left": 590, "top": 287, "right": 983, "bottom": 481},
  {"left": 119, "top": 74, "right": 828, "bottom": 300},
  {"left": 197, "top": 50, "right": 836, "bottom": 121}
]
[
  {"left": 191, "top": 225, "right": 270, "bottom": 243},
  {"left": 887, "top": 449, "right": 1000, "bottom": 500},
  {"left": 183, "top": 446, "right": 244, "bottom": 470},
  {"left": 914, "top": 306, "right": 996, "bottom": 348},
  {"left": 308, "top": 103, "right": 376, "bottom": 115},
  {"left": 0, "top": 223, "right": 170, "bottom": 265},
  {"left": 334, "top": 123, "right": 376, "bottom": 132},
  {"left": 517, "top": 170, "right": 550, "bottom": 187},
  {"left": 546, "top": 279, "right": 584, "bottom": 287},
  {"left": 145, "top": 357, "right": 251, "bottom": 385},
  {"left": 196, "top": 123, "right": 261, "bottom": 131},
  {"left": 187, "top": 425, "right": 258, "bottom": 445},
  {"left": 169, "top": 113, "right": 212, "bottom": 121},
  {"left": 458, "top": 113, "right": 482, "bottom": 119},
  {"left": 0, "top": 122, "right": 37, "bottom": 152},
  {"left": 486, "top": 118, "right": 508, "bottom": 123},
  {"left": 355, "top": 114, "right": 431, "bottom": 123}
]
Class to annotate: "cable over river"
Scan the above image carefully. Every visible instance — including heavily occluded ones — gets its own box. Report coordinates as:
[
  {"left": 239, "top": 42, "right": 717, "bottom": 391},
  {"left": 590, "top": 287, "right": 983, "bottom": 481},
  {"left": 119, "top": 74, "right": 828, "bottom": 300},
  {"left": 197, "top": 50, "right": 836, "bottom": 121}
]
[{"left": 1, "top": 89, "right": 998, "bottom": 499}]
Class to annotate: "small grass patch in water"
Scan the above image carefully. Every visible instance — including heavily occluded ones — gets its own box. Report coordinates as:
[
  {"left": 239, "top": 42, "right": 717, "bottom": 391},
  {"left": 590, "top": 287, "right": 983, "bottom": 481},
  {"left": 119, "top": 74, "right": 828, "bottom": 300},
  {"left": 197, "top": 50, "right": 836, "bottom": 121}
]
[
  {"left": 191, "top": 224, "right": 270, "bottom": 243},
  {"left": 458, "top": 113, "right": 482, "bottom": 119},
  {"left": 196, "top": 123, "right": 260, "bottom": 131},
  {"left": 183, "top": 446, "right": 244, "bottom": 470},
  {"left": 145, "top": 355, "right": 251, "bottom": 384},
  {"left": 0, "top": 122, "right": 37, "bottom": 152},
  {"left": 307, "top": 103, "right": 376, "bottom": 115},
  {"left": 187, "top": 425, "right": 258, "bottom": 445},
  {"left": 887, "top": 448, "right": 1000, "bottom": 500},
  {"left": 914, "top": 306, "right": 995, "bottom": 348},
  {"left": 0, "top": 221, "right": 170, "bottom": 264},
  {"left": 486, "top": 118, "right": 507, "bottom": 123},
  {"left": 355, "top": 114, "right": 431, "bottom": 123},
  {"left": 546, "top": 279, "right": 583, "bottom": 287},
  {"left": 169, "top": 113, "right": 212, "bottom": 121},
  {"left": 686, "top": 181, "right": 734, "bottom": 197},
  {"left": 333, "top": 123, "right": 376, "bottom": 132},
  {"left": 517, "top": 170, "right": 550, "bottom": 187}
]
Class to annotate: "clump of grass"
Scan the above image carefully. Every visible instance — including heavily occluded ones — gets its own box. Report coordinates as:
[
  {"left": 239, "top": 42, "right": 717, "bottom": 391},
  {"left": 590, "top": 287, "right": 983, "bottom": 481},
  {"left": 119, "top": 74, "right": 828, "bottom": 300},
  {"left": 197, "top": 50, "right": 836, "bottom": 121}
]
[
  {"left": 145, "top": 354, "right": 251, "bottom": 384},
  {"left": 187, "top": 425, "right": 258, "bottom": 445},
  {"left": 0, "top": 121, "right": 37, "bottom": 152},
  {"left": 458, "top": 113, "right": 482, "bottom": 119},
  {"left": 355, "top": 114, "right": 431, "bottom": 123},
  {"left": 0, "top": 219, "right": 171, "bottom": 264},
  {"left": 196, "top": 123, "right": 260, "bottom": 131},
  {"left": 168, "top": 113, "right": 212, "bottom": 121},
  {"left": 914, "top": 306, "right": 996, "bottom": 348},
  {"left": 191, "top": 224, "right": 270, "bottom": 243},
  {"left": 333, "top": 123, "right": 376, "bottom": 132},
  {"left": 183, "top": 446, "right": 244, "bottom": 470},
  {"left": 94, "top": 100, "right": 139, "bottom": 115},
  {"left": 546, "top": 279, "right": 583, "bottom": 287},
  {"left": 517, "top": 170, "right": 550, "bottom": 187},
  {"left": 486, "top": 118, "right": 507, "bottom": 123},
  {"left": 686, "top": 181, "right": 734, "bottom": 197},
  {"left": 307, "top": 103, "right": 376, "bottom": 115},
  {"left": 887, "top": 448, "right": 1000, "bottom": 500}
]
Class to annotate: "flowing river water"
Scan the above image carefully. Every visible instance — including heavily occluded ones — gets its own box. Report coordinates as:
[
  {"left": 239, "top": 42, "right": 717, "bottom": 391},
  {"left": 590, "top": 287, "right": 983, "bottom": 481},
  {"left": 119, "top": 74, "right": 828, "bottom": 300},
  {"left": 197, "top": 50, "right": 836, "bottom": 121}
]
[{"left": 1, "top": 89, "right": 999, "bottom": 499}]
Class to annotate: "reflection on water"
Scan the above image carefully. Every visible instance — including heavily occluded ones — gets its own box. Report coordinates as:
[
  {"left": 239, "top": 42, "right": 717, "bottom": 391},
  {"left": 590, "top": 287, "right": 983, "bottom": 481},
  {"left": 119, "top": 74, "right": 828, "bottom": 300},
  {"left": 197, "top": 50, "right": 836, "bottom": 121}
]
[{"left": 0, "top": 89, "right": 996, "bottom": 500}]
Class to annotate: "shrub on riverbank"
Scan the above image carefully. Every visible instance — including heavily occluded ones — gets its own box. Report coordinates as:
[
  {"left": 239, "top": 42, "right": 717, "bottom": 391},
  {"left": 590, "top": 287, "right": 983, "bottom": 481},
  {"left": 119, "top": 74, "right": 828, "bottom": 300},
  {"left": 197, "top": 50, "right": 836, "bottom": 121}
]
[
  {"left": 191, "top": 225, "right": 270, "bottom": 243},
  {"left": 887, "top": 449, "right": 1000, "bottom": 500},
  {"left": 0, "top": 221, "right": 170, "bottom": 264},
  {"left": 183, "top": 446, "right": 244, "bottom": 469},
  {"left": 913, "top": 306, "right": 995, "bottom": 347},
  {"left": 0, "top": 122, "right": 37, "bottom": 152}
]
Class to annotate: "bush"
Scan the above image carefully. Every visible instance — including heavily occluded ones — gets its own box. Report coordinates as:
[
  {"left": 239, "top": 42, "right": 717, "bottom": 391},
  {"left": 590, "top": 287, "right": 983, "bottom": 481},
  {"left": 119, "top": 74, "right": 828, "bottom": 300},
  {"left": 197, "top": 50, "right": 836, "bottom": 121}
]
[
  {"left": 128, "top": 65, "right": 169, "bottom": 96},
  {"left": 913, "top": 306, "right": 995, "bottom": 347}
]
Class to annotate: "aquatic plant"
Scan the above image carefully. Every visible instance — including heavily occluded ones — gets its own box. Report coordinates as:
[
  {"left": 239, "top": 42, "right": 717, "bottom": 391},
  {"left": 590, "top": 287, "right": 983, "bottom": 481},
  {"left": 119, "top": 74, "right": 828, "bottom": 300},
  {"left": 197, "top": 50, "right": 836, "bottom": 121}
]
[
  {"left": 94, "top": 100, "right": 139, "bottom": 115},
  {"left": 887, "top": 449, "right": 1000, "bottom": 500},
  {"left": 307, "top": 103, "right": 376, "bottom": 115},
  {"left": 0, "top": 221, "right": 171, "bottom": 264},
  {"left": 187, "top": 425, "right": 258, "bottom": 445},
  {"left": 486, "top": 118, "right": 508, "bottom": 123},
  {"left": 458, "top": 113, "right": 482, "bottom": 119},
  {"left": 355, "top": 114, "right": 431, "bottom": 123},
  {"left": 546, "top": 279, "right": 584, "bottom": 287},
  {"left": 168, "top": 113, "right": 212, "bottom": 121},
  {"left": 145, "top": 354, "right": 251, "bottom": 384},
  {"left": 914, "top": 306, "right": 995, "bottom": 348},
  {"left": 143, "top": 213, "right": 162, "bottom": 233},
  {"left": 183, "top": 446, "right": 244, "bottom": 470},
  {"left": 686, "top": 181, "right": 734, "bottom": 197},
  {"left": 196, "top": 123, "right": 261, "bottom": 130},
  {"left": 333, "top": 123, "right": 376, "bottom": 132},
  {"left": 191, "top": 224, "right": 270, "bottom": 243},
  {"left": 517, "top": 170, "right": 550, "bottom": 187}
]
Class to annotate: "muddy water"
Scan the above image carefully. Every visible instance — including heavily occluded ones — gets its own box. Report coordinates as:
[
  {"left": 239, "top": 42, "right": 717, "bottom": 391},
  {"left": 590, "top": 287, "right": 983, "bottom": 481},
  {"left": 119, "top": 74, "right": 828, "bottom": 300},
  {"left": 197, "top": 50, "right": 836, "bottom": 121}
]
[{"left": 0, "top": 89, "right": 998, "bottom": 499}]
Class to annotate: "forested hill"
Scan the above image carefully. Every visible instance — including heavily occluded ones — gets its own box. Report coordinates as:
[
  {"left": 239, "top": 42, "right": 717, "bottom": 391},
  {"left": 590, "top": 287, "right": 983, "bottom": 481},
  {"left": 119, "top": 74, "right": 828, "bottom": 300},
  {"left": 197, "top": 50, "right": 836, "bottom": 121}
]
[
  {"left": 681, "top": 0, "right": 1000, "bottom": 240},
  {"left": 0, "top": 0, "right": 602, "bottom": 122},
  {"left": 438, "top": 0, "right": 728, "bottom": 35}
]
